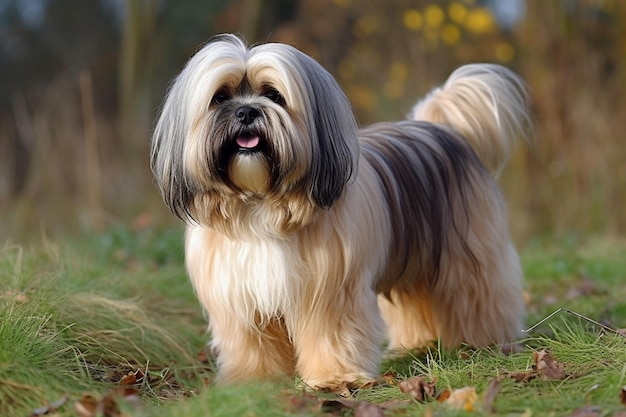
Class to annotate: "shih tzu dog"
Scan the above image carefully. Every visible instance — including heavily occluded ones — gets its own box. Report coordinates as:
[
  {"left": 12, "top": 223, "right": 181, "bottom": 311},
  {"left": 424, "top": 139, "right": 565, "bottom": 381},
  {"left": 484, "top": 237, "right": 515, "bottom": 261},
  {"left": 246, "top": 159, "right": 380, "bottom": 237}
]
[{"left": 151, "top": 34, "right": 531, "bottom": 390}]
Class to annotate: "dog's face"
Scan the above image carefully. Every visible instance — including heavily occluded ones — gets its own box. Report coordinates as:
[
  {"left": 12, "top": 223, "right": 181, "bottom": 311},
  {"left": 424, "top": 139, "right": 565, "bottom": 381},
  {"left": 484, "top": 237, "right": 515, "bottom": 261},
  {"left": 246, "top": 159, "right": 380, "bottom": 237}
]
[{"left": 151, "top": 35, "right": 359, "bottom": 236}]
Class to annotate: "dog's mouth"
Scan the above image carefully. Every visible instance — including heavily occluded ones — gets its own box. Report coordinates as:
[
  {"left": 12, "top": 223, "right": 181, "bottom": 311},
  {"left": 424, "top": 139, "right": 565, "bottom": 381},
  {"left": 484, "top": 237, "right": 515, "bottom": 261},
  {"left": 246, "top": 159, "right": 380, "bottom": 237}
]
[
  {"left": 235, "top": 133, "right": 262, "bottom": 152},
  {"left": 223, "top": 131, "right": 273, "bottom": 194}
]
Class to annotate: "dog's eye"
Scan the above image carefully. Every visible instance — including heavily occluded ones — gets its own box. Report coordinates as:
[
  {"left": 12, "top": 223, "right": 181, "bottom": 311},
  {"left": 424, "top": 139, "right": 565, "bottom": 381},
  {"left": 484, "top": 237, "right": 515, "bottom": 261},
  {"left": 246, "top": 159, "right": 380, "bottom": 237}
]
[
  {"left": 212, "top": 90, "right": 230, "bottom": 105},
  {"left": 263, "top": 88, "right": 284, "bottom": 105}
]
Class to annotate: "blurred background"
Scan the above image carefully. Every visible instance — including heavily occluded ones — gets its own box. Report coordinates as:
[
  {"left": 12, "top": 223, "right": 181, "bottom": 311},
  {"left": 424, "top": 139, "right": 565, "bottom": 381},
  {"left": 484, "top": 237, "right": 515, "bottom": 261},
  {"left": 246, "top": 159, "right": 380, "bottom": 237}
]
[{"left": 0, "top": 0, "right": 624, "bottom": 244}]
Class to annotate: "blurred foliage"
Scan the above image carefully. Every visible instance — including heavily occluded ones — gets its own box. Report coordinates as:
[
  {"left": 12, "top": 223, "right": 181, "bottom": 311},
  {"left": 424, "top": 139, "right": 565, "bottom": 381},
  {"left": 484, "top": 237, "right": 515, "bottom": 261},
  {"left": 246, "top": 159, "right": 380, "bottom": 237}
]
[{"left": 0, "top": 0, "right": 624, "bottom": 242}]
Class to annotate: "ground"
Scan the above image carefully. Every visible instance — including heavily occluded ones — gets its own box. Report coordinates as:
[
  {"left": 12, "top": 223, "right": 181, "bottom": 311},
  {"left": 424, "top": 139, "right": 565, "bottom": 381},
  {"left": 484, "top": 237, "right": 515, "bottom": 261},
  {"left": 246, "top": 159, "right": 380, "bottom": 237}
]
[{"left": 1, "top": 227, "right": 626, "bottom": 416}]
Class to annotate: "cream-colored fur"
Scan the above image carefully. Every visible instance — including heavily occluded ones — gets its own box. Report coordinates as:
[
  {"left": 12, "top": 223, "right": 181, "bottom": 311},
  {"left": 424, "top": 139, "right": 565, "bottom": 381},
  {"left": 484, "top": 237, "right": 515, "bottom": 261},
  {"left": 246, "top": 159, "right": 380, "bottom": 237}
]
[{"left": 151, "top": 34, "right": 531, "bottom": 390}]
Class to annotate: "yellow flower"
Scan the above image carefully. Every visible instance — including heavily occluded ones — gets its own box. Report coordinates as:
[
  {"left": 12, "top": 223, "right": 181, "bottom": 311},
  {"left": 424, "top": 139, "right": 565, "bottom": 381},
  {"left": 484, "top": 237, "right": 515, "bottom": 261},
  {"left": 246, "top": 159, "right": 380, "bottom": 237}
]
[
  {"left": 441, "top": 23, "right": 461, "bottom": 45},
  {"left": 425, "top": 4, "right": 445, "bottom": 29},
  {"left": 464, "top": 7, "right": 496, "bottom": 34},
  {"left": 403, "top": 9, "right": 423, "bottom": 31},
  {"left": 448, "top": 2, "right": 468, "bottom": 24},
  {"left": 495, "top": 41, "right": 515, "bottom": 62}
]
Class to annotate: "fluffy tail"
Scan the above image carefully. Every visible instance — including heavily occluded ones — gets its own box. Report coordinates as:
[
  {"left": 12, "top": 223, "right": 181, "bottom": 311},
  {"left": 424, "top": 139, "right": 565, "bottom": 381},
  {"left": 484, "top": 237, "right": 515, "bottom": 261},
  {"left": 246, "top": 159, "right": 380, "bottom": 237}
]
[{"left": 411, "top": 64, "right": 531, "bottom": 176}]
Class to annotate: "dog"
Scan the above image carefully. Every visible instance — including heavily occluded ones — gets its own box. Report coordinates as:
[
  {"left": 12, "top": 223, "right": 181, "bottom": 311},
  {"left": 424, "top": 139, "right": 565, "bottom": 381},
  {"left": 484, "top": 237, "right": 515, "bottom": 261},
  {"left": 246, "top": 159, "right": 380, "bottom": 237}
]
[{"left": 150, "top": 34, "right": 531, "bottom": 390}]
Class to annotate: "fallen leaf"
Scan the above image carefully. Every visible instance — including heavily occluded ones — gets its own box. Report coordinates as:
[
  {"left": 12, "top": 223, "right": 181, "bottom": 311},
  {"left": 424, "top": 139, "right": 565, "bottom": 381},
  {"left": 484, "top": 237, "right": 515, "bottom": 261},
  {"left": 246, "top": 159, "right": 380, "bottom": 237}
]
[
  {"left": 197, "top": 349, "right": 210, "bottom": 364},
  {"left": 509, "top": 370, "right": 538, "bottom": 383},
  {"left": 398, "top": 376, "right": 437, "bottom": 402},
  {"left": 381, "top": 370, "right": 398, "bottom": 385},
  {"left": 74, "top": 394, "right": 99, "bottom": 417},
  {"left": 354, "top": 402, "right": 386, "bottom": 417},
  {"left": 482, "top": 376, "right": 503, "bottom": 413},
  {"left": 119, "top": 369, "right": 143, "bottom": 385},
  {"left": 315, "top": 378, "right": 376, "bottom": 397},
  {"left": 564, "top": 405, "right": 602, "bottom": 417},
  {"left": 319, "top": 398, "right": 361, "bottom": 413},
  {"left": 74, "top": 390, "right": 143, "bottom": 417},
  {"left": 501, "top": 343, "right": 525, "bottom": 355},
  {"left": 378, "top": 399, "right": 411, "bottom": 409},
  {"left": 436, "top": 389, "right": 451, "bottom": 402},
  {"left": 444, "top": 386, "right": 477, "bottom": 411},
  {"left": 312, "top": 395, "right": 404, "bottom": 415},
  {"left": 100, "top": 392, "right": 122, "bottom": 417},
  {"left": 30, "top": 395, "right": 69, "bottom": 416},
  {"left": 534, "top": 350, "right": 567, "bottom": 380}
]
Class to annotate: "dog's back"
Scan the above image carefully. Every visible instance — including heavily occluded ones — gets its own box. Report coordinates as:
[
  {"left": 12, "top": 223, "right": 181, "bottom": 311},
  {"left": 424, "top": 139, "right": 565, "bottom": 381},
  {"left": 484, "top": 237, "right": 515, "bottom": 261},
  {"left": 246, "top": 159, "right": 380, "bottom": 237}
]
[{"left": 358, "top": 64, "right": 530, "bottom": 349}]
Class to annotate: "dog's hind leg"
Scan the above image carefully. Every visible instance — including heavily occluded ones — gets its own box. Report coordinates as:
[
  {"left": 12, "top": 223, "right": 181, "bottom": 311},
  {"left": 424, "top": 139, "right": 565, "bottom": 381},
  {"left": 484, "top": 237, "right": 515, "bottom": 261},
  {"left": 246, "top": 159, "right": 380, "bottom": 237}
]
[
  {"left": 381, "top": 233, "right": 524, "bottom": 350},
  {"left": 378, "top": 287, "right": 438, "bottom": 352},
  {"left": 429, "top": 240, "right": 525, "bottom": 348}
]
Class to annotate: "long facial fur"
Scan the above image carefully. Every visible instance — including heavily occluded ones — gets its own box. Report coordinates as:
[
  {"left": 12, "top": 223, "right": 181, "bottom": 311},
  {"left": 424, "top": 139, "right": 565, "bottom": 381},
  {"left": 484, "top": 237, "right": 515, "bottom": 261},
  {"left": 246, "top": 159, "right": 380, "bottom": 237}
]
[
  {"left": 152, "top": 34, "right": 530, "bottom": 387},
  {"left": 151, "top": 35, "right": 359, "bottom": 239}
]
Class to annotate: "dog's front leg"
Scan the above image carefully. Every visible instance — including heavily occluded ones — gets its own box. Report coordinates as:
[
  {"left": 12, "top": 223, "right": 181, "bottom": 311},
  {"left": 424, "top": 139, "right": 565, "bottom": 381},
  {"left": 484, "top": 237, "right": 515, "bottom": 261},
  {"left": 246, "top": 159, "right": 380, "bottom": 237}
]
[
  {"left": 209, "top": 315, "right": 296, "bottom": 384},
  {"left": 291, "top": 285, "right": 385, "bottom": 392}
]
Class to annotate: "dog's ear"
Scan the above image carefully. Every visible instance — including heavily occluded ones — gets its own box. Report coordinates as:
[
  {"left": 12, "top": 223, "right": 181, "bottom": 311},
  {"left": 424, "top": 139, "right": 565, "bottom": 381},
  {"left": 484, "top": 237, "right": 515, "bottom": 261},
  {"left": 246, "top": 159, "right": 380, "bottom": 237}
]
[
  {"left": 150, "top": 74, "right": 195, "bottom": 220},
  {"left": 296, "top": 53, "right": 360, "bottom": 208},
  {"left": 151, "top": 35, "right": 249, "bottom": 221}
]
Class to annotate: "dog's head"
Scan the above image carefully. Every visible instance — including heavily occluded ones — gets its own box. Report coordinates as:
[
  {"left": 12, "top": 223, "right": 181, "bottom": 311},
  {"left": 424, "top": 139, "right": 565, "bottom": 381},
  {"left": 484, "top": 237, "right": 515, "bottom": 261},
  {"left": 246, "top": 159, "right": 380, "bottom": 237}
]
[{"left": 151, "top": 34, "right": 358, "bottom": 236}]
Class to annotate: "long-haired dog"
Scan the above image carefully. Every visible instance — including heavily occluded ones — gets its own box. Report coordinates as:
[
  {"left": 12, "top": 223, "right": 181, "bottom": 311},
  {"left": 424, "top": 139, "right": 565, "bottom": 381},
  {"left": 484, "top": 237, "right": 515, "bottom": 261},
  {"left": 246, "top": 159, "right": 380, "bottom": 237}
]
[{"left": 151, "top": 34, "right": 531, "bottom": 390}]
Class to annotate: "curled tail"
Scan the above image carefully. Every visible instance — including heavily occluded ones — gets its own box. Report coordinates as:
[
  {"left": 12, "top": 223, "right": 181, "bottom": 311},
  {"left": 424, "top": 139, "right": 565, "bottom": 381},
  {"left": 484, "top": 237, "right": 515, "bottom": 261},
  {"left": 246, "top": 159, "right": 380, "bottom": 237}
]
[{"left": 411, "top": 64, "right": 531, "bottom": 176}]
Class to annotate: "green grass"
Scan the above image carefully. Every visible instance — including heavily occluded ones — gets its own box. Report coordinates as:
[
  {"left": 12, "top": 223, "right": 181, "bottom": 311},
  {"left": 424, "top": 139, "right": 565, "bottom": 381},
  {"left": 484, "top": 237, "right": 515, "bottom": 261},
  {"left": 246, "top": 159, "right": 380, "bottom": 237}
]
[{"left": 2, "top": 229, "right": 626, "bottom": 416}]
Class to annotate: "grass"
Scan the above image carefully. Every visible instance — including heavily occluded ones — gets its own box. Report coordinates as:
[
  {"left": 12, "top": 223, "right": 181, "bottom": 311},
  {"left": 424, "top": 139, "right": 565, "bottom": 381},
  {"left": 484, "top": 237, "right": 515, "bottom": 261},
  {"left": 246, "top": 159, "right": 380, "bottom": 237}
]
[{"left": 1, "top": 228, "right": 626, "bottom": 416}]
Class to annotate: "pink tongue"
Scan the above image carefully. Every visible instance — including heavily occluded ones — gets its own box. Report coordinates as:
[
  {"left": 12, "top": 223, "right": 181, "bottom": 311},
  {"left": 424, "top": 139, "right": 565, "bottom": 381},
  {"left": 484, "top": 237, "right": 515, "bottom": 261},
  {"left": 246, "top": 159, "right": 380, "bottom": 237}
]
[{"left": 236, "top": 135, "right": 260, "bottom": 149}]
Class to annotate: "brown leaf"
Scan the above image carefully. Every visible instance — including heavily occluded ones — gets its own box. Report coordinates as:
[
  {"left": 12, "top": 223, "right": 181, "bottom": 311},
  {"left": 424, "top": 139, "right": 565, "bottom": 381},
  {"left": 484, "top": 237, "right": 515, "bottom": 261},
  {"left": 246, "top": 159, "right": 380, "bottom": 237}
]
[
  {"left": 564, "top": 406, "right": 602, "bottom": 417},
  {"left": 534, "top": 350, "right": 567, "bottom": 380},
  {"left": 620, "top": 385, "right": 626, "bottom": 406},
  {"left": 74, "top": 390, "right": 142, "bottom": 417},
  {"left": 378, "top": 399, "right": 411, "bottom": 409},
  {"left": 436, "top": 389, "right": 451, "bottom": 403},
  {"left": 482, "top": 376, "right": 503, "bottom": 413},
  {"left": 284, "top": 393, "right": 319, "bottom": 414},
  {"left": 381, "top": 371, "right": 398, "bottom": 385},
  {"left": 74, "top": 394, "right": 99, "bottom": 417},
  {"left": 509, "top": 370, "right": 538, "bottom": 383},
  {"left": 118, "top": 368, "right": 144, "bottom": 386},
  {"left": 355, "top": 402, "right": 386, "bottom": 417},
  {"left": 315, "top": 378, "right": 376, "bottom": 396},
  {"left": 5, "top": 290, "right": 29, "bottom": 304},
  {"left": 100, "top": 393, "right": 123, "bottom": 417},
  {"left": 116, "top": 369, "right": 144, "bottom": 397},
  {"left": 398, "top": 376, "right": 437, "bottom": 402},
  {"left": 444, "top": 386, "right": 477, "bottom": 411},
  {"left": 197, "top": 349, "right": 210, "bottom": 364},
  {"left": 501, "top": 343, "right": 525, "bottom": 355},
  {"left": 319, "top": 398, "right": 361, "bottom": 413}
]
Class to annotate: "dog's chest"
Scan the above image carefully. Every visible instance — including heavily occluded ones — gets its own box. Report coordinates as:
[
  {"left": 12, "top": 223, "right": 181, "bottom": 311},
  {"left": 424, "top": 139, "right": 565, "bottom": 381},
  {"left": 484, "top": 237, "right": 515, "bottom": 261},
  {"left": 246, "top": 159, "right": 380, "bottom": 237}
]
[{"left": 186, "top": 227, "right": 304, "bottom": 321}]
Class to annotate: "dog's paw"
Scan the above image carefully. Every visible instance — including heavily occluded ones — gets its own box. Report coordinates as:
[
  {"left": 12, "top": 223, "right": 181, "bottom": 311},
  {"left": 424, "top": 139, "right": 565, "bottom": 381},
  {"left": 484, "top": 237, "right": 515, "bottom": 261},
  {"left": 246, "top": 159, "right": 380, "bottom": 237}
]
[{"left": 312, "top": 378, "right": 379, "bottom": 397}]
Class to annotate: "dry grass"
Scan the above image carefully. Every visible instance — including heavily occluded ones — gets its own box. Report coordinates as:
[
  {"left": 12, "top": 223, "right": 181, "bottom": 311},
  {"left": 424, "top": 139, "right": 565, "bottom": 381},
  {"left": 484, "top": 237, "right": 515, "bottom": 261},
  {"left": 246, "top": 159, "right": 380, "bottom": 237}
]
[{"left": 1, "top": 1, "right": 624, "bottom": 243}]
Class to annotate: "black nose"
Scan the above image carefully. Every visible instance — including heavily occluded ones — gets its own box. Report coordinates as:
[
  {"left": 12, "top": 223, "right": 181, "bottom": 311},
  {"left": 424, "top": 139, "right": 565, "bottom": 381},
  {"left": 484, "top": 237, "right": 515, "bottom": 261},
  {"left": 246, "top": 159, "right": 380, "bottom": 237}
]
[{"left": 235, "top": 105, "right": 260, "bottom": 125}]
